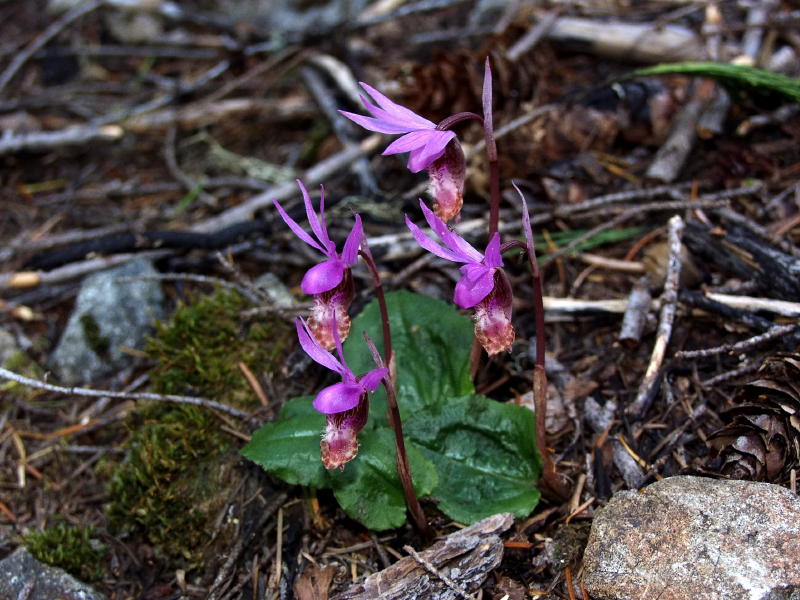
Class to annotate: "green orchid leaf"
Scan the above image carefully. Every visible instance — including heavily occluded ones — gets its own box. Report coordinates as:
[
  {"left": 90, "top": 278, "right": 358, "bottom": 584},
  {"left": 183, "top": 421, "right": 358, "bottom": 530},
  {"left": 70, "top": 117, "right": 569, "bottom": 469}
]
[
  {"left": 241, "top": 396, "right": 330, "bottom": 489},
  {"left": 343, "top": 290, "right": 475, "bottom": 419},
  {"left": 407, "top": 394, "right": 541, "bottom": 524},
  {"left": 330, "top": 428, "right": 438, "bottom": 530},
  {"left": 628, "top": 62, "right": 800, "bottom": 103}
]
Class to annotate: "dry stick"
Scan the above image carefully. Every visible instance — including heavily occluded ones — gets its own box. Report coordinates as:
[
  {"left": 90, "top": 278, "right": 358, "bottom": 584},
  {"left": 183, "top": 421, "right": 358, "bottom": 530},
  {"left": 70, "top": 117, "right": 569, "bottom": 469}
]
[
  {"left": 164, "top": 124, "right": 217, "bottom": 207},
  {"left": 675, "top": 323, "right": 800, "bottom": 360},
  {"left": 1, "top": 250, "right": 173, "bottom": 290},
  {"left": 554, "top": 183, "right": 694, "bottom": 218},
  {"left": 505, "top": 9, "right": 561, "bottom": 62},
  {"left": 646, "top": 82, "right": 713, "bottom": 183},
  {"left": 192, "top": 134, "right": 382, "bottom": 233},
  {"left": 0, "top": 367, "right": 250, "bottom": 420},
  {"left": 301, "top": 64, "right": 376, "bottom": 193},
  {"left": 619, "top": 275, "right": 653, "bottom": 347},
  {"left": 627, "top": 215, "right": 685, "bottom": 417},
  {"left": 360, "top": 242, "right": 431, "bottom": 538},
  {"left": 701, "top": 361, "right": 760, "bottom": 387},
  {"left": 0, "top": 0, "right": 103, "bottom": 93},
  {"left": 0, "top": 124, "right": 124, "bottom": 156},
  {"left": 0, "top": 98, "right": 279, "bottom": 156}
]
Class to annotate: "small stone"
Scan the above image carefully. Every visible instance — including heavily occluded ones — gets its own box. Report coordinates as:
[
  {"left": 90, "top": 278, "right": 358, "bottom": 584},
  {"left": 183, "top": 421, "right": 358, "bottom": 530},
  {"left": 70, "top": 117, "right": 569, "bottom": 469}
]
[
  {"left": 583, "top": 476, "right": 800, "bottom": 600},
  {"left": 0, "top": 547, "right": 106, "bottom": 600},
  {"left": 254, "top": 272, "right": 296, "bottom": 308},
  {"left": 50, "top": 258, "right": 165, "bottom": 384}
]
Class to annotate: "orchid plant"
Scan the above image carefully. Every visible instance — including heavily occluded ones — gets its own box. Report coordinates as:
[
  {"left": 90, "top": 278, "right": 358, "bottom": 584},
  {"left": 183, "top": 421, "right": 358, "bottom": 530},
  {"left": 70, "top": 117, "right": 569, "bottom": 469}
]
[
  {"left": 295, "top": 316, "right": 387, "bottom": 470},
  {"left": 273, "top": 180, "right": 362, "bottom": 350},
  {"left": 243, "top": 58, "right": 565, "bottom": 533}
]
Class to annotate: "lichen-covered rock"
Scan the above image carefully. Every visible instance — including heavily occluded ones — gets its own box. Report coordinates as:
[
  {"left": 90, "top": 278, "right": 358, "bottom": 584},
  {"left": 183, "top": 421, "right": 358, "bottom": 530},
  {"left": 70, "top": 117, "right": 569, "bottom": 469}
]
[
  {"left": 582, "top": 476, "right": 800, "bottom": 600},
  {"left": 0, "top": 547, "right": 106, "bottom": 600},
  {"left": 50, "top": 258, "right": 165, "bottom": 384}
]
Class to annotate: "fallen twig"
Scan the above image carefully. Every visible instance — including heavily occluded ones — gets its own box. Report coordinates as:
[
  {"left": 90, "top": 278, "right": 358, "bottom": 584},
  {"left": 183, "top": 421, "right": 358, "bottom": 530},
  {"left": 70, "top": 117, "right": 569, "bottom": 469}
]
[
  {"left": 192, "top": 134, "right": 382, "bottom": 233},
  {"left": 646, "top": 83, "right": 712, "bottom": 182},
  {"left": 627, "top": 215, "right": 685, "bottom": 417},
  {"left": 2, "top": 251, "right": 172, "bottom": 290},
  {"left": 0, "top": 367, "right": 250, "bottom": 420},
  {"left": 675, "top": 323, "right": 800, "bottom": 360},
  {"left": 619, "top": 276, "right": 653, "bottom": 347}
]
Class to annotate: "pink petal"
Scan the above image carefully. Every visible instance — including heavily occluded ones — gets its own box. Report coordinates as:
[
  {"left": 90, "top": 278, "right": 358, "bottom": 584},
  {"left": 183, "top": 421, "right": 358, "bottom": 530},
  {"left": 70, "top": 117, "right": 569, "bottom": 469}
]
[
  {"left": 406, "top": 131, "right": 455, "bottom": 172},
  {"left": 360, "top": 82, "right": 435, "bottom": 129},
  {"left": 340, "top": 214, "right": 363, "bottom": 265},
  {"left": 273, "top": 199, "right": 325, "bottom": 253},
  {"left": 357, "top": 96, "right": 431, "bottom": 132},
  {"left": 358, "top": 367, "right": 389, "bottom": 392},
  {"left": 454, "top": 264, "right": 495, "bottom": 308},
  {"left": 418, "top": 200, "right": 481, "bottom": 262},
  {"left": 298, "top": 180, "right": 334, "bottom": 255},
  {"left": 301, "top": 259, "right": 346, "bottom": 295},
  {"left": 295, "top": 318, "right": 345, "bottom": 375},
  {"left": 405, "top": 215, "right": 463, "bottom": 263},
  {"left": 384, "top": 130, "right": 432, "bottom": 155},
  {"left": 313, "top": 381, "right": 363, "bottom": 414},
  {"left": 340, "top": 110, "right": 415, "bottom": 135},
  {"left": 483, "top": 232, "right": 504, "bottom": 268}
]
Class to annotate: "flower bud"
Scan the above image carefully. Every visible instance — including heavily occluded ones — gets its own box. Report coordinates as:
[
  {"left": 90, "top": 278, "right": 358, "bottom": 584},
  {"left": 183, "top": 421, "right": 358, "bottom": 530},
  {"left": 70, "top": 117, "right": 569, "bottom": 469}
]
[
  {"left": 307, "top": 270, "right": 354, "bottom": 350},
  {"left": 427, "top": 139, "right": 465, "bottom": 222},
  {"left": 473, "top": 269, "right": 515, "bottom": 355},
  {"left": 320, "top": 393, "right": 369, "bottom": 470}
]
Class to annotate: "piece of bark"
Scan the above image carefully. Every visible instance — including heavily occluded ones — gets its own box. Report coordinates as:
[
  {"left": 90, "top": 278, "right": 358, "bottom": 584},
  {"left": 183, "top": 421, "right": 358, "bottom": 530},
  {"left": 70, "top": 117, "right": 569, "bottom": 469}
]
[
  {"left": 294, "top": 564, "right": 338, "bottom": 600},
  {"left": 619, "top": 276, "right": 653, "bottom": 348},
  {"left": 683, "top": 220, "right": 800, "bottom": 302},
  {"left": 331, "top": 513, "right": 513, "bottom": 600}
]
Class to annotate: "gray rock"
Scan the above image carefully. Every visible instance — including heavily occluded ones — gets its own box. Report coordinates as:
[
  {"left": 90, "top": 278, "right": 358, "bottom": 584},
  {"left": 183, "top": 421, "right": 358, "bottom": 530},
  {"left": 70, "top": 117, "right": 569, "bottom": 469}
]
[
  {"left": 0, "top": 547, "right": 106, "bottom": 600},
  {"left": 50, "top": 258, "right": 165, "bottom": 384},
  {"left": 254, "top": 272, "right": 296, "bottom": 308},
  {"left": 583, "top": 476, "right": 800, "bottom": 600}
]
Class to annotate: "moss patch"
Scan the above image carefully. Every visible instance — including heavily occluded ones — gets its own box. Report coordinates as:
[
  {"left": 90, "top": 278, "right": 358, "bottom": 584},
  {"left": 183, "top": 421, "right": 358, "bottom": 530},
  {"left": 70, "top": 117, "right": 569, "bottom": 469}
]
[
  {"left": 23, "top": 522, "right": 106, "bottom": 582},
  {"left": 145, "top": 287, "right": 291, "bottom": 406},
  {"left": 105, "top": 403, "right": 233, "bottom": 563}
]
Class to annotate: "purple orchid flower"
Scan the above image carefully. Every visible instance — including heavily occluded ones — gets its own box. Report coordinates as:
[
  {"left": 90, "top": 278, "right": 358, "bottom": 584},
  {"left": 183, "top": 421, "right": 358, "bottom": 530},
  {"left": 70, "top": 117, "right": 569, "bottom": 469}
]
[
  {"left": 340, "top": 83, "right": 466, "bottom": 222},
  {"left": 340, "top": 83, "right": 455, "bottom": 173},
  {"left": 406, "top": 200, "right": 515, "bottom": 355},
  {"left": 274, "top": 180, "right": 362, "bottom": 350},
  {"left": 296, "top": 317, "right": 388, "bottom": 470}
]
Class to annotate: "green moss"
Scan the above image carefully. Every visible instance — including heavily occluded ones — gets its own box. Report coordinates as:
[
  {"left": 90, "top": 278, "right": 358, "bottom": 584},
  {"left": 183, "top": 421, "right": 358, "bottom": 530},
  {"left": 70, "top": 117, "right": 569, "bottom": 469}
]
[
  {"left": 145, "top": 288, "right": 290, "bottom": 406},
  {"left": 79, "top": 313, "right": 110, "bottom": 358},
  {"left": 23, "top": 522, "right": 106, "bottom": 582},
  {"left": 105, "top": 288, "right": 290, "bottom": 564},
  {"left": 105, "top": 403, "right": 233, "bottom": 563}
]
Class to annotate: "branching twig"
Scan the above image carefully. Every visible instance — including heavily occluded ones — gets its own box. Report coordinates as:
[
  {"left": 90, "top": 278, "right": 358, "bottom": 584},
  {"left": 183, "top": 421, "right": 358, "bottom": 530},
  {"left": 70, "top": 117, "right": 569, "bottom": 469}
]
[
  {"left": 675, "top": 323, "right": 800, "bottom": 359},
  {"left": 0, "top": 367, "right": 250, "bottom": 420},
  {"left": 627, "top": 215, "right": 684, "bottom": 417}
]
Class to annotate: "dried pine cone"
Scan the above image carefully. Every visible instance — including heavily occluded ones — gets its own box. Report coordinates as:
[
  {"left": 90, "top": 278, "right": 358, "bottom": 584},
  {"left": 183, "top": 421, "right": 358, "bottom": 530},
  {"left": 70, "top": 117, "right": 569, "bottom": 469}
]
[{"left": 707, "top": 353, "right": 800, "bottom": 482}]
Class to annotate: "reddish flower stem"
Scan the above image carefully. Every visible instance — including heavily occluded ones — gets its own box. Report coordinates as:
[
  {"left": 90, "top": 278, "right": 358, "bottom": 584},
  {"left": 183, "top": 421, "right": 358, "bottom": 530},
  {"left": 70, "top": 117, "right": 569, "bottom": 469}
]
[
  {"left": 359, "top": 241, "right": 431, "bottom": 537},
  {"left": 505, "top": 238, "right": 571, "bottom": 500}
]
